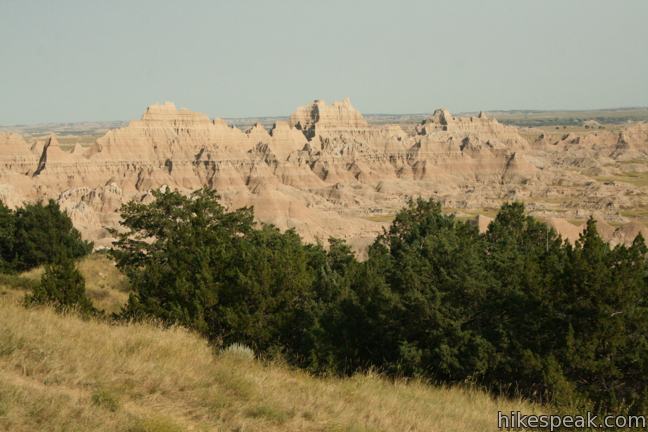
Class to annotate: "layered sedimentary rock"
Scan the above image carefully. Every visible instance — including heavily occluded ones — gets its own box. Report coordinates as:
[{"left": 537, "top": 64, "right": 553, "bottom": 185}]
[
  {"left": 289, "top": 98, "right": 369, "bottom": 138},
  {"left": 1, "top": 99, "right": 647, "bottom": 253},
  {"left": 0, "top": 132, "right": 36, "bottom": 164},
  {"left": 612, "top": 123, "right": 648, "bottom": 160}
]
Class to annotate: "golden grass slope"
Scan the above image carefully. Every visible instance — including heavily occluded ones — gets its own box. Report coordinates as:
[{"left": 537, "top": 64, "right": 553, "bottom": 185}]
[{"left": 0, "top": 278, "right": 543, "bottom": 431}]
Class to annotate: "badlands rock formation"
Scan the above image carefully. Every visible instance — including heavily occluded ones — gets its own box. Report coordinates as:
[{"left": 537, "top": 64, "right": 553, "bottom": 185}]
[
  {"left": 290, "top": 98, "right": 369, "bottom": 138},
  {"left": 1, "top": 99, "right": 648, "bottom": 253}
]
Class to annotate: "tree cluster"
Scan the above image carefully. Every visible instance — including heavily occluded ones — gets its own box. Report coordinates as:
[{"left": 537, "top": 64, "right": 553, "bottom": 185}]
[
  {"left": 112, "top": 189, "right": 648, "bottom": 413},
  {"left": 0, "top": 199, "right": 94, "bottom": 312}
]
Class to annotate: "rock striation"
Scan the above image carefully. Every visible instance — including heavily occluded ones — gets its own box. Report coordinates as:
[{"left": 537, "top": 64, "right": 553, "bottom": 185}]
[
  {"left": 1, "top": 99, "right": 647, "bottom": 253},
  {"left": 289, "top": 98, "right": 369, "bottom": 138}
]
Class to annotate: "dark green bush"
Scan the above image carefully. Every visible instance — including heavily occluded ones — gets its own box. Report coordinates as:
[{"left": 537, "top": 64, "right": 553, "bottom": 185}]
[
  {"left": 0, "top": 199, "right": 92, "bottom": 273},
  {"left": 26, "top": 254, "right": 95, "bottom": 314},
  {"left": 13, "top": 200, "right": 93, "bottom": 271},
  {"left": 0, "top": 201, "right": 15, "bottom": 272}
]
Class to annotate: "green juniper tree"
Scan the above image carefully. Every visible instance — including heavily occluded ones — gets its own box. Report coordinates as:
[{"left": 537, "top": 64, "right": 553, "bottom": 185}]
[
  {"left": 26, "top": 253, "right": 95, "bottom": 314},
  {"left": 112, "top": 188, "right": 322, "bottom": 361},
  {"left": 13, "top": 200, "right": 92, "bottom": 271},
  {"left": 561, "top": 220, "right": 648, "bottom": 413},
  {"left": 0, "top": 201, "right": 15, "bottom": 272}
]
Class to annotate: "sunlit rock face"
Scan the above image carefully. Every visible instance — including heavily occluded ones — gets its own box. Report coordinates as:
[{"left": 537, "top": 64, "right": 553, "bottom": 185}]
[{"left": 1, "top": 99, "right": 647, "bottom": 253}]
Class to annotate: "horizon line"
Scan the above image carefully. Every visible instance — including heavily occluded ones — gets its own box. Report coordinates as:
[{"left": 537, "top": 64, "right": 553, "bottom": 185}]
[{"left": 1, "top": 105, "right": 648, "bottom": 129}]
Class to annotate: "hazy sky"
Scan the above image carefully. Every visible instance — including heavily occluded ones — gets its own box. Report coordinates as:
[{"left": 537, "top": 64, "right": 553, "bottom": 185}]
[{"left": 1, "top": 0, "right": 647, "bottom": 124}]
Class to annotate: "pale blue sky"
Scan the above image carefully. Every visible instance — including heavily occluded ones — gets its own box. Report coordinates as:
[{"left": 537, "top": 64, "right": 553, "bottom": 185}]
[{"left": 1, "top": 0, "right": 647, "bottom": 124}]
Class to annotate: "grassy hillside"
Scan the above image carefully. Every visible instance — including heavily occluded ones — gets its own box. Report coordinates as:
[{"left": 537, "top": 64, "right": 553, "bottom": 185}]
[{"left": 0, "top": 257, "right": 543, "bottom": 431}]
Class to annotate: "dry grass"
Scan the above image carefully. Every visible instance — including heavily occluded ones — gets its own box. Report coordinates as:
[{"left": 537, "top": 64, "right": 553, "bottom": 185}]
[
  {"left": 567, "top": 219, "right": 586, "bottom": 227},
  {"left": 366, "top": 209, "right": 501, "bottom": 224},
  {"left": 77, "top": 253, "right": 129, "bottom": 313},
  {"left": 620, "top": 206, "right": 648, "bottom": 222},
  {"left": 0, "top": 295, "right": 544, "bottom": 431},
  {"left": 451, "top": 208, "right": 499, "bottom": 221},
  {"left": 363, "top": 214, "right": 394, "bottom": 223},
  {"left": 594, "top": 171, "right": 648, "bottom": 188}
]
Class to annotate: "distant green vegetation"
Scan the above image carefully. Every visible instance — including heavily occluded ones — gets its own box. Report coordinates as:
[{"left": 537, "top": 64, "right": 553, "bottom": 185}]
[
  {"left": 488, "top": 107, "right": 648, "bottom": 127},
  {"left": 110, "top": 188, "right": 648, "bottom": 415}
]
